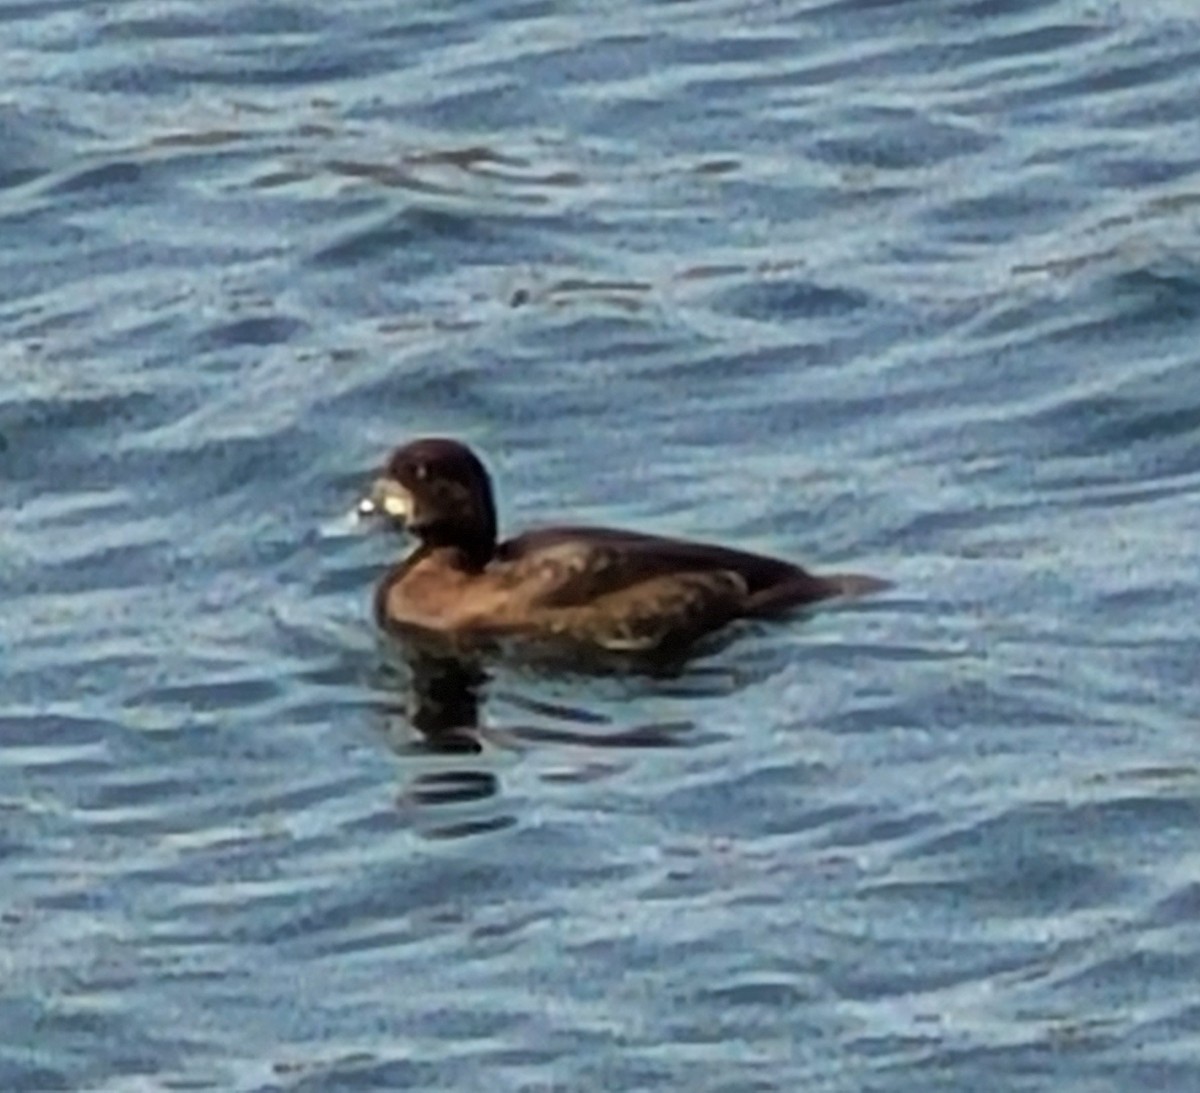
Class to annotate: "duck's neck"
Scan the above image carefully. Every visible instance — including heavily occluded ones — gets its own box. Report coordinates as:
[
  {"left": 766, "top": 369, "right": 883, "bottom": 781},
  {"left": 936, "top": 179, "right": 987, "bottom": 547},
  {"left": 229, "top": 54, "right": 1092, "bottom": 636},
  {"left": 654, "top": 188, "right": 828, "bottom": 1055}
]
[{"left": 412, "top": 530, "right": 495, "bottom": 573}]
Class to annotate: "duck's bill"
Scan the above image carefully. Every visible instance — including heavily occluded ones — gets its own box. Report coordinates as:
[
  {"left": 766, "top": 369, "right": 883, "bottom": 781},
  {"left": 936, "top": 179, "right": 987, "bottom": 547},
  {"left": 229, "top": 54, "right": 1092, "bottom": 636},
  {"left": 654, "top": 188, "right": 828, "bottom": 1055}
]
[{"left": 356, "top": 477, "right": 413, "bottom": 524}]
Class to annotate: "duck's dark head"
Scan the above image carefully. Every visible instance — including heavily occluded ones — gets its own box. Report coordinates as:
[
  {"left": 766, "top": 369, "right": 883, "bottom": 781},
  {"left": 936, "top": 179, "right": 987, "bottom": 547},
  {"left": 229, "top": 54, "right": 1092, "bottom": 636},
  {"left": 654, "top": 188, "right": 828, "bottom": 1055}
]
[{"left": 358, "top": 438, "right": 498, "bottom": 567}]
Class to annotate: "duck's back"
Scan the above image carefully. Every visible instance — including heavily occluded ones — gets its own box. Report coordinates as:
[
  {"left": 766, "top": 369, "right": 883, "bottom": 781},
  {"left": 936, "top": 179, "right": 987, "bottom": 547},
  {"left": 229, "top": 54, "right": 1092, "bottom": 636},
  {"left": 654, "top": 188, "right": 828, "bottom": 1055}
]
[{"left": 492, "top": 525, "right": 835, "bottom": 613}]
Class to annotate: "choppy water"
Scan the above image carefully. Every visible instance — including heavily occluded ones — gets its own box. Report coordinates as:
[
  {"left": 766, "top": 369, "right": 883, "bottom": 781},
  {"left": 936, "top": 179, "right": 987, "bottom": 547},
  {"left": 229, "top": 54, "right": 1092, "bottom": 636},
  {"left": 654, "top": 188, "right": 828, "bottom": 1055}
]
[{"left": 4, "top": 0, "right": 1200, "bottom": 1089}]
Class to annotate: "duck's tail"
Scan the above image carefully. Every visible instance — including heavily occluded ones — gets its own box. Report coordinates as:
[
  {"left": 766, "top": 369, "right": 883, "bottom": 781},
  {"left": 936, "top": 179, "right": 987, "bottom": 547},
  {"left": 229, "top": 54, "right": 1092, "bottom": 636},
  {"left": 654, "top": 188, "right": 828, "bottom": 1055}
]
[
  {"left": 745, "top": 570, "right": 889, "bottom": 616},
  {"left": 825, "top": 572, "right": 892, "bottom": 599}
]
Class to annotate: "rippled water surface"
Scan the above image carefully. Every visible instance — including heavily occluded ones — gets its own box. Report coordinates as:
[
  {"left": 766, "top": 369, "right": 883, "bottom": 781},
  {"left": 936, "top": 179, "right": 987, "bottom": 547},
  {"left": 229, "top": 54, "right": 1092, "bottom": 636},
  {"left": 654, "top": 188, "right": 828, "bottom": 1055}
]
[{"left": 5, "top": 0, "right": 1200, "bottom": 1089}]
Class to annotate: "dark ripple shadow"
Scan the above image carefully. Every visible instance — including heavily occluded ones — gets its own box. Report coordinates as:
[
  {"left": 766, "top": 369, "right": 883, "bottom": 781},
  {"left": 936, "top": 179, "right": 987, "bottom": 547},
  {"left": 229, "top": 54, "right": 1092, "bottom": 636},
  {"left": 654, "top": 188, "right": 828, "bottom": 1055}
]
[
  {"left": 362, "top": 639, "right": 738, "bottom": 836},
  {"left": 810, "top": 109, "right": 994, "bottom": 172},
  {"left": 193, "top": 314, "right": 309, "bottom": 350},
  {"left": 1107, "top": 265, "right": 1200, "bottom": 327},
  {"left": 717, "top": 279, "right": 870, "bottom": 322},
  {"left": 0, "top": 103, "right": 71, "bottom": 191},
  {"left": 48, "top": 159, "right": 148, "bottom": 195},
  {"left": 861, "top": 851, "right": 1130, "bottom": 919},
  {"left": 310, "top": 201, "right": 574, "bottom": 274}
]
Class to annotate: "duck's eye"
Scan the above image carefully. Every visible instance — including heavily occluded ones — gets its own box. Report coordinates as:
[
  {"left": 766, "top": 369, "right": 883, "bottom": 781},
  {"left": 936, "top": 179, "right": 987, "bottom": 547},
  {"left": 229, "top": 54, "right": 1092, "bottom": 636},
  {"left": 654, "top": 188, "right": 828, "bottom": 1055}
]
[{"left": 413, "top": 462, "right": 429, "bottom": 481}]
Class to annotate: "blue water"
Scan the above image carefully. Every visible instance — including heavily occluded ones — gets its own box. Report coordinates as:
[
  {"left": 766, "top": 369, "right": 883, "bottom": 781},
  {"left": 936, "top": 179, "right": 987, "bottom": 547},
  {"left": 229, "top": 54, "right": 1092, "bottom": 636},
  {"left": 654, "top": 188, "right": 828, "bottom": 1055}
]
[{"left": 4, "top": 0, "right": 1200, "bottom": 1089}]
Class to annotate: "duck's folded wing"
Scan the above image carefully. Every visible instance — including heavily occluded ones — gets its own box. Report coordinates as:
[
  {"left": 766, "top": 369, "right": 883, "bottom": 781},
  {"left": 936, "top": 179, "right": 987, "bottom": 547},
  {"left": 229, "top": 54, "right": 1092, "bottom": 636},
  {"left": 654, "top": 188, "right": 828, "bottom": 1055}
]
[{"left": 494, "top": 526, "right": 820, "bottom": 608}]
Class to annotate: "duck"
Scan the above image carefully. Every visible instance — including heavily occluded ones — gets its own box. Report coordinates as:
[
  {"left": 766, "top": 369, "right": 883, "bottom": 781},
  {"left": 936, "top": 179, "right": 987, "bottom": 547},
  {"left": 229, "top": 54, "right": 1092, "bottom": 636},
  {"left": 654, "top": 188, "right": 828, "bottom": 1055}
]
[{"left": 358, "top": 437, "right": 884, "bottom": 662}]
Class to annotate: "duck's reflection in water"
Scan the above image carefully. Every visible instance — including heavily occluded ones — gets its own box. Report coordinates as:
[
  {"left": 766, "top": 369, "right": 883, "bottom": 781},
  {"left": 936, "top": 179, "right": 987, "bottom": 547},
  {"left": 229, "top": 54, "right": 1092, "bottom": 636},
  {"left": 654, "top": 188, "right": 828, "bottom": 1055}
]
[
  {"left": 407, "top": 651, "right": 488, "bottom": 753},
  {"left": 373, "top": 643, "right": 722, "bottom": 839},
  {"left": 377, "top": 651, "right": 504, "bottom": 838}
]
